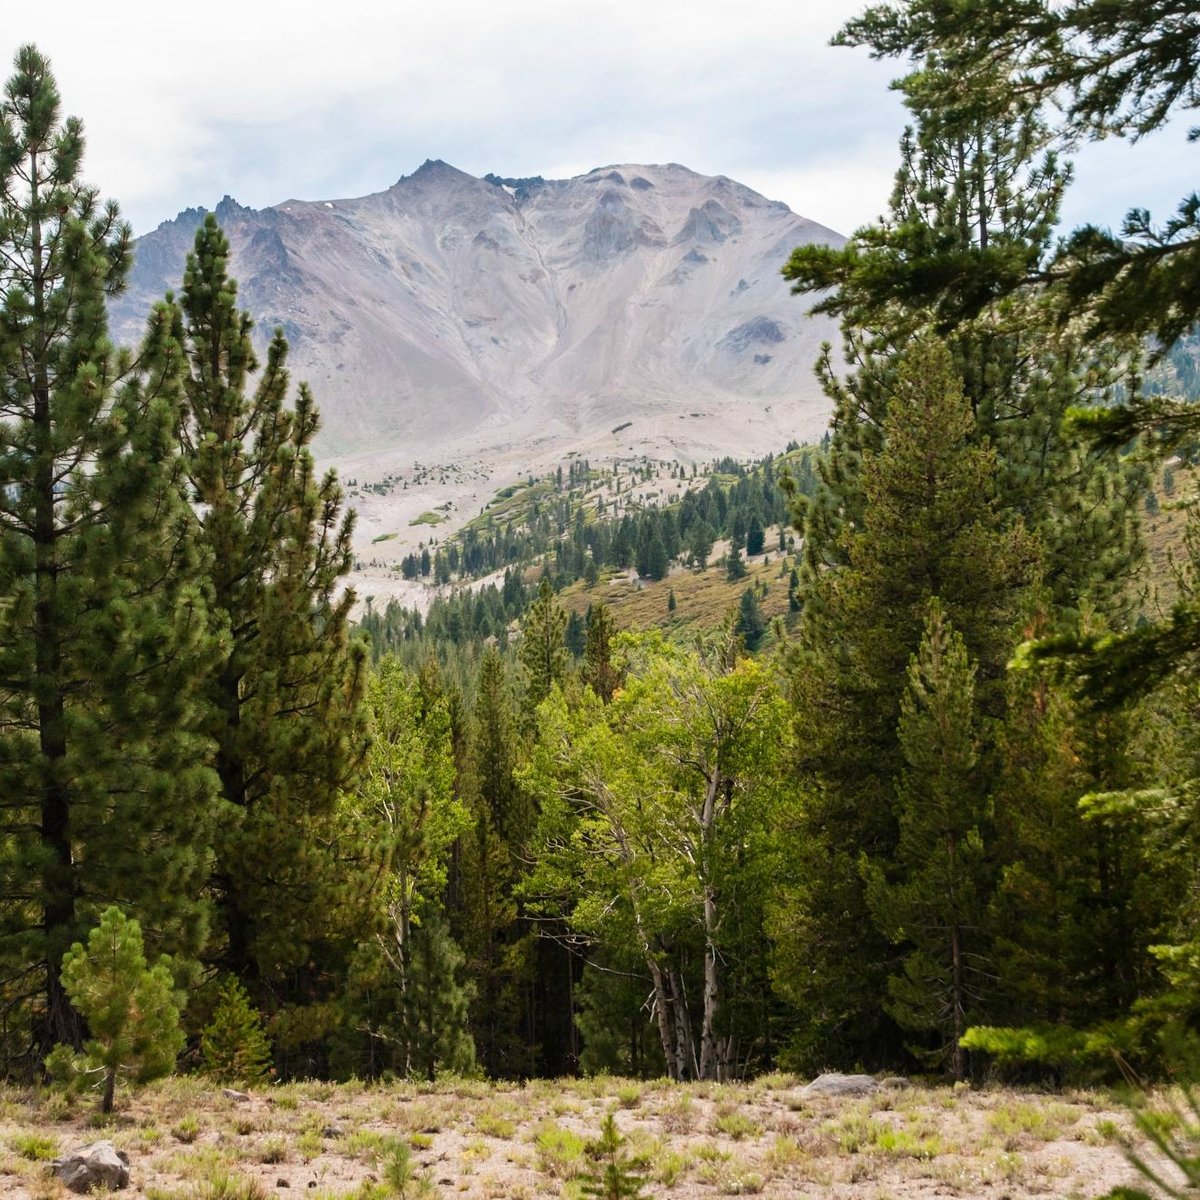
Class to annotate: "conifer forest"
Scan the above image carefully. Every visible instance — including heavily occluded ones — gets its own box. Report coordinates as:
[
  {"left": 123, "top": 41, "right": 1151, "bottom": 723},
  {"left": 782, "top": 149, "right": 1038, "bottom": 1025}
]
[{"left": 5, "top": 5, "right": 1200, "bottom": 1192}]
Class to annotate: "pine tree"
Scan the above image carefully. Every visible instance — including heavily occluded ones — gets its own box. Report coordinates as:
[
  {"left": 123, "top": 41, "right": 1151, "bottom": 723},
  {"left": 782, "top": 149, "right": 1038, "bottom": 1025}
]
[
  {"left": 520, "top": 578, "right": 568, "bottom": 709},
  {"left": 200, "top": 976, "right": 272, "bottom": 1085},
  {"left": 583, "top": 603, "right": 620, "bottom": 703},
  {"left": 51, "top": 907, "right": 184, "bottom": 1112},
  {"left": 0, "top": 45, "right": 218, "bottom": 1067},
  {"left": 173, "top": 215, "right": 369, "bottom": 993},
  {"left": 863, "top": 602, "right": 987, "bottom": 1079},
  {"left": 582, "top": 1114, "right": 649, "bottom": 1200},
  {"left": 456, "top": 649, "right": 537, "bottom": 1078},
  {"left": 736, "top": 589, "right": 766, "bottom": 652},
  {"left": 746, "top": 515, "right": 765, "bottom": 557},
  {"left": 565, "top": 609, "right": 587, "bottom": 658},
  {"left": 784, "top": 62, "right": 1143, "bottom": 627},
  {"left": 838, "top": 0, "right": 1200, "bottom": 351},
  {"left": 772, "top": 339, "right": 1037, "bottom": 1068}
]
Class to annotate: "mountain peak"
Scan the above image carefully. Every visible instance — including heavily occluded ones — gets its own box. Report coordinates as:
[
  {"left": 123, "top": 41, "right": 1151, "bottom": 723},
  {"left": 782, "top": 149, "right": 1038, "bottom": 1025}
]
[
  {"left": 396, "top": 159, "right": 476, "bottom": 187},
  {"left": 114, "top": 160, "right": 844, "bottom": 474}
]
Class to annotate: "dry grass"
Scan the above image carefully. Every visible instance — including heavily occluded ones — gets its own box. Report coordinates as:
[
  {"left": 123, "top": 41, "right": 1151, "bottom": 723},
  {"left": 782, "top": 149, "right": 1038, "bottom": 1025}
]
[
  {"left": 0, "top": 1075, "right": 1141, "bottom": 1199},
  {"left": 561, "top": 546, "right": 794, "bottom": 639}
]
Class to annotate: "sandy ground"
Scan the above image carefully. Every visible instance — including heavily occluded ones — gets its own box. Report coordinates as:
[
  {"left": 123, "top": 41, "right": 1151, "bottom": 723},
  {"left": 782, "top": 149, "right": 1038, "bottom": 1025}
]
[{"left": 1, "top": 1074, "right": 1146, "bottom": 1199}]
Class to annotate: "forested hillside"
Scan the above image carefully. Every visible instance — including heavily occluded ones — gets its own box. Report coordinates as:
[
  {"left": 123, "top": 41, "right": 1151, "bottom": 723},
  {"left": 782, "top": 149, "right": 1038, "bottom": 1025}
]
[{"left": 3, "top": 0, "right": 1200, "bottom": 1145}]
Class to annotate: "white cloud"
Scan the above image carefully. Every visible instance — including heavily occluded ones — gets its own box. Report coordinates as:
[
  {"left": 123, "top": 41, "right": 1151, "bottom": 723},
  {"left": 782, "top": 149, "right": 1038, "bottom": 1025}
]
[{"left": 7, "top": 1, "right": 1189, "bottom": 237}]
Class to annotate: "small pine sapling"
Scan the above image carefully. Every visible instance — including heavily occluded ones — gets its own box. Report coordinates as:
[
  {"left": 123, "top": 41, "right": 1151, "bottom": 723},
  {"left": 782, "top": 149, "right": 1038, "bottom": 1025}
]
[
  {"left": 582, "top": 1113, "right": 650, "bottom": 1200},
  {"left": 201, "top": 976, "right": 273, "bottom": 1084},
  {"left": 48, "top": 907, "right": 184, "bottom": 1112}
]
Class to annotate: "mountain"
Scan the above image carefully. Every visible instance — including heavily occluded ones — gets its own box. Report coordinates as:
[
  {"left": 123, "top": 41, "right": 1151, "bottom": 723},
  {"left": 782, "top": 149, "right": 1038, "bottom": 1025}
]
[{"left": 113, "top": 161, "right": 842, "bottom": 464}]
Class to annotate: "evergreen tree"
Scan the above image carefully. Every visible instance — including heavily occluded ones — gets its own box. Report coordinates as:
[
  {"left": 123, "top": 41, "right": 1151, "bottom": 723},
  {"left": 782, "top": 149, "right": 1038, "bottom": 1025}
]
[
  {"left": 201, "top": 976, "right": 272, "bottom": 1085},
  {"left": 772, "top": 340, "right": 1037, "bottom": 1069},
  {"left": 636, "top": 522, "right": 669, "bottom": 581},
  {"left": 582, "top": 1113, "right": 649, "bottom": 1200},
  {"left": 51, "top": 907, "right": 184, "bottom": 1113},
  {"left": 565, "top": 609, "right": 587, "bottom": 658},
  {"left": 583, "top": 603, "right": 620, "bottom": 703},
  {"left": 520, "top": 578, "right": 568, "bottom": 708},
  {"left": 0, "top": 45, "right": 218, "bottom": 1065},
  {"left": 689, "top": 520, "right": 715, "bottom": 570},
  {"left": 746, "top": 515, "right": 765, "bottom": 557},
  {"left": 784, "top": 58, "right": 1143, "bottom": 626},
  {"left": 838, "top": 0, "right": 1200, "bottom": 351},
  {"left": 173, "top": 215, "right": 369, "bottom": 996},
  {"left": 736, "top": 589, "right": 766, "bottom": 652},
  {"left": 863, "top": 602, "right": 987, "bottom": 1079},
  {"left": 987, "top": 652, "right": 1170, "bottom": 1036},
  {"left": 456, "top": 649, "right": 537, "bottom": 1078}
]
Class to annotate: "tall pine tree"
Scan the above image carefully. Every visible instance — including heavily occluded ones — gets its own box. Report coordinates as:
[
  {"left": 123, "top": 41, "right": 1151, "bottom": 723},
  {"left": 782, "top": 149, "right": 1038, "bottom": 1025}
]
[
  {"left": 0, "top": 46, "right": 217, "bottom": 1066},
  {"left": 174, "top": 215, "right": 368, "bottom": 1001},
  {"left": 785, "top": 62, "right": 1143, "bottom": 625},
  {"left": 772, "top": 339, "right": 1036, "bottom": 1069}
]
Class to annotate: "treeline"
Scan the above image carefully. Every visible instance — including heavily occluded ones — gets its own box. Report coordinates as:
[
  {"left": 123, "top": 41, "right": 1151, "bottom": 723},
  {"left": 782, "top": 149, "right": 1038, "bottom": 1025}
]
[{"left": 393, "top": 450, "right": 814, "bottom": 589}]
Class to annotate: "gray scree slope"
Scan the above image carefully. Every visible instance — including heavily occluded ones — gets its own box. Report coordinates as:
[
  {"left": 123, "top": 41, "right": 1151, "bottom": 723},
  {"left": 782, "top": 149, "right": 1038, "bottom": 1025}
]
[{"left": 112, "top": 160, "right": 843, "bottom": 468}]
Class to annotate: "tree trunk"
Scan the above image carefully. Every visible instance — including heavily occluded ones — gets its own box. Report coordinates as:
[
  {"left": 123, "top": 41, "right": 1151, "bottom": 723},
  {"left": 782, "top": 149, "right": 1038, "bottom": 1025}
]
[
  {"left": 646, "top": 958, "right": 679, "bottom": 1081},
  {"left": 102, "top": 1065, "right": 116, "bottom": 1114},
  {"left": 668, "top": 965, "right": 697, "bottom": 1080},
  {"left": 30, "top": 146, "right": 81, "bottom": 1054},
  {"left": 698, "top": 882, "right": 722, "bottom": 1082},
  {"left": 951, "top": 919, "right": 966, "bottom": 1082}
]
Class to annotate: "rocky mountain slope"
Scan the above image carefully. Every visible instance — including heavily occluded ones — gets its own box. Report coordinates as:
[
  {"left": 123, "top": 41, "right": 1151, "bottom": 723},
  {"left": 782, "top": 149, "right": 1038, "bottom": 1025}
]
[
  {"left": 114, "top": 161, "right": 841, "bottom": 462},
  {"left": 112, "top": 161, "right": 844, "bottom": 599}
]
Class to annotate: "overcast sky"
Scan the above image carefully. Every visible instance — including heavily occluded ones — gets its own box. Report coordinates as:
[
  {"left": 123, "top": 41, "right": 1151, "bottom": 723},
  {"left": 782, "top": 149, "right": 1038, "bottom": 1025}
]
[{"left": 12, "top": 1, "right": 1191, "bottom": 240}]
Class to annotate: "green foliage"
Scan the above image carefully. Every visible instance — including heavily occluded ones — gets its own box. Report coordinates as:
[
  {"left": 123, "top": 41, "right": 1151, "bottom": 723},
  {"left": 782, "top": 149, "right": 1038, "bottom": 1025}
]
[
  {"left": 525, "top": 628, "right": 788, "bottom": 1080},
  {"left": 52, "top": 907, "right": 184, "bottom": 1112},
  {"left": 175, "top": 214, "right": 370, "bottom": 1003},
  {"left": 774, "top": 339, "right": 1037, "bottom": 1070},
  {"left": 736, "top": 588, "right": 766, "bottom": 651},
  {"left": 583, "top": 603, "right": 621, "bottom": 702},
  {"left": 0, "top": 44, "right": 219, "bottom": 1068},
  {"left": 839, "top": 0, "right": 1200, "bottom": 350},
  {"left": 340, "top": 659, "right": 473, "bottom": 1080},
  {"left": 520, "top": 578, "right": 568, "bottom": 708},
  {"left": 201, "top": 977, "right": 272, "bottom": 1085},
  {"left": 582, "top": 1113, "right": 650, "bottom": 1200},
  {"left": 863, "top": 601, "right": 987, "bottom": 1078}
]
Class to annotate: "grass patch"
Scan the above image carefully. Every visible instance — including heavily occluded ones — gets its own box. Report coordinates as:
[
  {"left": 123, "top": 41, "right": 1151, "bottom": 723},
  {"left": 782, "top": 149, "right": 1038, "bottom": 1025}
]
[
  {"left": 10, "top": 1131, "right": 58, "bottom": 1160},
  {"left": 371, "top": 531, "right": 399, "bottom": 543},
  {"left": 714, "top": 1108, "right": 761, "bottom": 1141},
  {"left": 474, "top": 1111, "right": 517, "bottom": 1139},
  {"left": 407, "top": 512, "right": 446, "bottom": 528},
  {"left": 534, "top": 1121, "right": 589, "bottom": 1178}
]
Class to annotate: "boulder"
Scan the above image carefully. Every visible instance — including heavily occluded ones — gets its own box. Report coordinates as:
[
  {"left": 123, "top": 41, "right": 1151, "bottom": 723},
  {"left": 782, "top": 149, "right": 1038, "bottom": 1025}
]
[
  {"left": 800, "top": 1072, "right": 879, "bottom": 1098},
  {"left": 53, "top": 1141, "right": 130, "bottom": 1193}
]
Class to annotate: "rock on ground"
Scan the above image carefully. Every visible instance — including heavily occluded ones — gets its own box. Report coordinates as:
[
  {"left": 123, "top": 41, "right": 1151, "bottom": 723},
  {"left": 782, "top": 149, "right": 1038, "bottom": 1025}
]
[
  {"left": 53, "top": 1140, "right": 130, "bottom": 1193},
  {"left": 800, "top": 1072, "right": 880, "bottom": 1098}
]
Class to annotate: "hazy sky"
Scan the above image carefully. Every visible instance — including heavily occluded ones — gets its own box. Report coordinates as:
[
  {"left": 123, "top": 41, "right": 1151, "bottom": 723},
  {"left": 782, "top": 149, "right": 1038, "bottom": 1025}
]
[{"left": 12, "top": 1, "right": 1191, "bottom": 239}]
